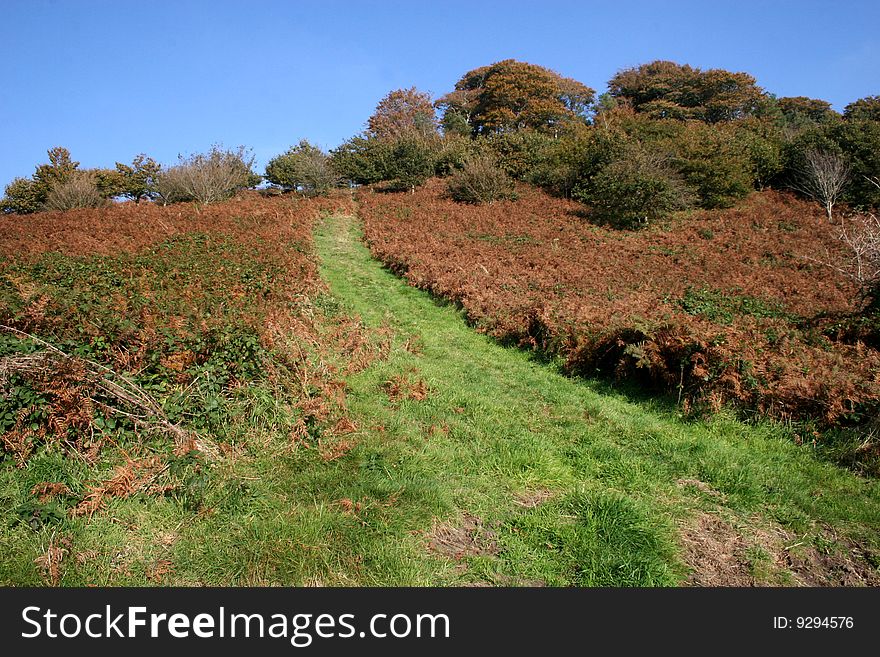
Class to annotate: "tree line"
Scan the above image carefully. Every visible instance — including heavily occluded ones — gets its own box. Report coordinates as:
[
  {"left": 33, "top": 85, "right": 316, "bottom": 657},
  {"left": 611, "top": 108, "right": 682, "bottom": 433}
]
[{"left": 3, "top": 58, "right": 879, "bottom": 222}]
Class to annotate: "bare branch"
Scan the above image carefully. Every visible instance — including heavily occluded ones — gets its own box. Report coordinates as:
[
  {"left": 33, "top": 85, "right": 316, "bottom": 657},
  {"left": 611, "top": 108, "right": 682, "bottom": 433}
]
[
  {"left": 790, "top": 148, "right": 850, "bottom": 222},
  {"left": 0, "top": 324, "right": 192, "bottom": 449}
]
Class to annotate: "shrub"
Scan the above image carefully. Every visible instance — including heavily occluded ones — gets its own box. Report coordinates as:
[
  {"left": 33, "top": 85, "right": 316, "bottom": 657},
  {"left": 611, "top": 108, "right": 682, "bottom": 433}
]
[
  {"left": 577, "top": 147, "right": 694, "bottom": 228},
  {"left": 447, "top": 156, "right": 516, "bottom": 204},
  {"left": 669, "top": 122, "right": 754, "bottom": 208},
  {"left": 528, "top": 125, "right": 611, "bottom": 198},
  {"left": 265, "top": 140, "right": 338, "bottom": 196},
  {"left": 42, "top": 171, "right": 109, "bottom": 211},
  {"left": 154, "top": 167, "right": 193, "bottom": 205},
  {"left": 433, "top": 134, "right": 478, "bottom": 177},
  {"left": 156, "top": 146, "right": 257, "bottom": 205},
  {"left": 383, "top": 135, "right": 438, "bottom": 192},
  {"left": 329, "top": 135, "right": 388, "bottom": 185}
]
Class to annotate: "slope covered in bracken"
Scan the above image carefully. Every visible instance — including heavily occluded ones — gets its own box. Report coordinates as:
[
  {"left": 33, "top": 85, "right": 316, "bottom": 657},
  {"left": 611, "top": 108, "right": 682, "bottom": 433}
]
[
  {"left": 0, "top": 192, "right": 380, "bottom": 515},
  {"left": 359, "top": 180, "right": 880, "bottom": 430}
]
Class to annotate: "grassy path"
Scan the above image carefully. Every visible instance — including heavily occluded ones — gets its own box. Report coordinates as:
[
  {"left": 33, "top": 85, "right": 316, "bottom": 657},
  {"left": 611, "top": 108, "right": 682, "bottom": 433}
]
[{"left": 313, "top": 212, "right": 880, "bottom": 586}]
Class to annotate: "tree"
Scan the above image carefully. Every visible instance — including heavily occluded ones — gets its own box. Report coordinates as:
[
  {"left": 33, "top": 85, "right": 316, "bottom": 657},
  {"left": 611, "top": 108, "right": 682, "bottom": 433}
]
[
  {"left": 1, "top": 147, "right": 80, "bottom": 213},
  {"left": 791, "top": 148, "right": 850, "bottom": 221},
  {"left": 114, "top": 154, "right": 161, "bottom": 202},
  {"left": 1, "top": 177, "right": 42, "bottom": 214},
  {"left": 33, "top": 147, "right": 79, "bottom": 191},
  {"left": 777, "top": 96, "right": 839, "bottom": 128},
  {"left": 265, "top": 140, "right": 338, "bottom": 196},
  {"left": 608, "top": 60, "right": 766, "bottom": 123},
  {"left": 829, "top": 119, "right": 880, "bottom": 209},
  {"left": 384, "top": 135, "right": 437, "bottom": 192},
  {"left": 593, "top": 92, "right": 620, "bottom": 128},
  {"left": 844, "top": 96, "right": 880, "bottom": 122},
  {"left": 734, "top": 117, "right": 786, "bottom": 189},
  {"left": 436, "top": 60, "right": 594, "bottom": 136},
  {"left": 367, "top": 87, "right": 438, "bottom": 140},
  {"left": 329, "top": 135, "right": 389, "bottom": 185}
]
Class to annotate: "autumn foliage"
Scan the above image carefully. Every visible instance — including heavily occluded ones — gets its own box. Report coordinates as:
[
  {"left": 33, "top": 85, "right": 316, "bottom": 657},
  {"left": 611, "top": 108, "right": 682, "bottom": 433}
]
[
  {"left": 608, "top": 60, "right": 766, "bottom": 123},
  {"left": 436, "top": 59, "right": 594, "bottom": 136}
]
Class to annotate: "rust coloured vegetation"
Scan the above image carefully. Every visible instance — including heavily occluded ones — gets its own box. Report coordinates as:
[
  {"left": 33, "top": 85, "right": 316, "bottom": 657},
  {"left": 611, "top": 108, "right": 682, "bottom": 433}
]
[{"left": 359, "top": 180, "right": 879, "bottom": 427}]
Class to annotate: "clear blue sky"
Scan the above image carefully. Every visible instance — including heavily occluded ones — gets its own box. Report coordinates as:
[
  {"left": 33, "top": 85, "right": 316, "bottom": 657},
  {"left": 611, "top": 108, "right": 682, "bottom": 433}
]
[{"left": 1, "top": 0, "right": 878, "bottom": 186}]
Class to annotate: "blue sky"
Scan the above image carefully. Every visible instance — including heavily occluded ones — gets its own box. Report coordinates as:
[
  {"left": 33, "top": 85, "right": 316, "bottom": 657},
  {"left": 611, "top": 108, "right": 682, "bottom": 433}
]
[{"left": 1, "top": 0, "right": 877, "bottom": 186}]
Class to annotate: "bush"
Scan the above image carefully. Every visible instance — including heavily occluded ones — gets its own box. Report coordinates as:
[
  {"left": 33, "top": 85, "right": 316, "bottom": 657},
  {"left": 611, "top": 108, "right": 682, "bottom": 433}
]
[
  {"left": 329, "top": 135, "right": 388, "bottom": 185},
  {"left": 482, "top": 131, "right": 557, "bottom": 180},
  {"left": 383, "top": 135, "right": 438, "bottom": 192},
  {"left": 433, "top": 134, "right": 478, "bottom": 177},
  {"left": 577, "top": 147, "right": 694, "bottom": 228},
  {"left": 154, "top": 167, "right": 193, "bottom": 205},
  {"left": 528, "top": 126, "right": 606, "bottom": 198},
  {"left": 669, "top": 122, "right": 754, "bottom": 208},
  {"left": 265, "top": 140, "right": 338, "bottom": 196},
  {"left": 42, "top": 171, "right": 109, "bottom": 211},
  {"left": 447, "top": 156, "right": 516, "bottom": 204},
  {"left": 156, "top": 146, "right": 258, "bottom": 205}
]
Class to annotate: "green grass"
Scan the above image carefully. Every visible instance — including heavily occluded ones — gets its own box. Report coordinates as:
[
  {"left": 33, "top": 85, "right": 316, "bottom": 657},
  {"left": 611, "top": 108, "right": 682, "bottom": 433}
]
[{"left": 1, "top": 211, "right": 877, "bottom": 586}]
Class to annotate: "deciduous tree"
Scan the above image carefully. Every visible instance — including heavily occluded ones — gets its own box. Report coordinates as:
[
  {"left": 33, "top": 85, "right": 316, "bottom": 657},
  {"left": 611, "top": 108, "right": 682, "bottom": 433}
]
[
  {"left": 114, "top": 154, "right": 161, "bottom": 202},
  {"left": 776, "top": 96, "right": 839, "bottom": 128},
  {"left": 266, "top": 140, "right": 338, "bottom": 195},
  {"left": 436, "top": 60, "right": 594, "bottom": 136},
  {"left": 1, "top": 147, "right": 80, "bottom": 213},
  {"left": 367, "top": 87, "right": 438, "bottom": 140},
  {"left": 608, "top": 60, "right": 766, "bottom": 123},
  {"left": 791, "top": 148, "right": 850, "bottom": 221}
]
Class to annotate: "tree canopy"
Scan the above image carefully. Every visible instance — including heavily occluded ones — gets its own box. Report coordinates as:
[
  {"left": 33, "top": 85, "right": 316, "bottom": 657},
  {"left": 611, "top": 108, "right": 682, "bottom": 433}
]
[
  {"left": 844, "top": 96, "right": 880, "bottom": 122},
  {"left": 436, "top": 59, "right": 594, "bottom": 136},
  {"left": 608, "top": 60, "right": 766, "bottom": 123},
  {"left": 776, "top": 96, "right": 839, "bottom": 127},
  {"left": 367, "top": 87, "right": 438, "bottom": 140}
]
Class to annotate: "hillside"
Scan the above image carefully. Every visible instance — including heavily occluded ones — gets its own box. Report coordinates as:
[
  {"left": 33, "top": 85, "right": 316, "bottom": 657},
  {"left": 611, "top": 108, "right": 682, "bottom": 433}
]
[{"left": 0, "top": 194, "right": 878, "bottom": 586}]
